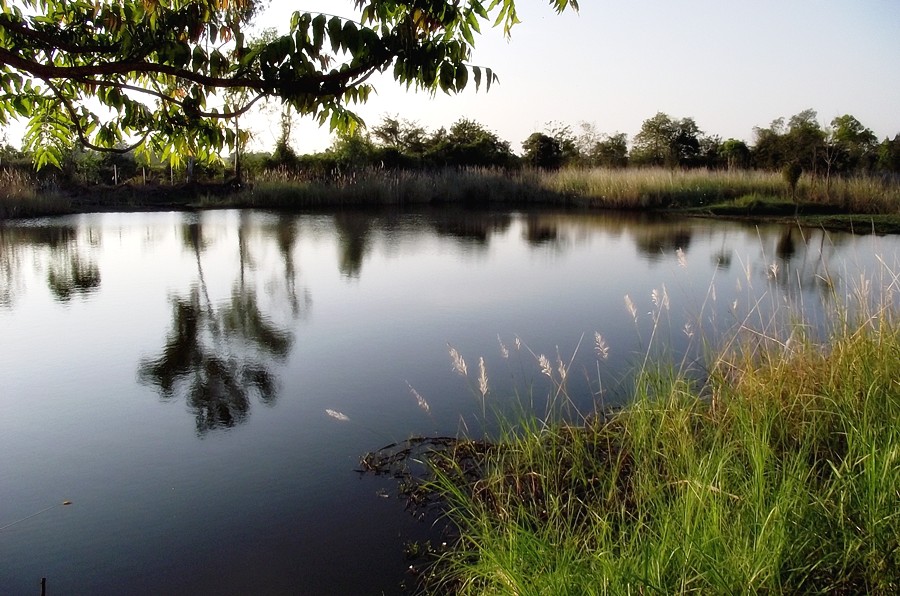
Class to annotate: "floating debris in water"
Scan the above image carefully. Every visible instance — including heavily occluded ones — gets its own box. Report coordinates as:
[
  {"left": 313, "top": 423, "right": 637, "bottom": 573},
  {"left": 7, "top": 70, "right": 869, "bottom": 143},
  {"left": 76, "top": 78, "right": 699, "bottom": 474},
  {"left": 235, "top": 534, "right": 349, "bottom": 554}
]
[{"left": 325, "top": 409, "right": 350, "bottom": 422}]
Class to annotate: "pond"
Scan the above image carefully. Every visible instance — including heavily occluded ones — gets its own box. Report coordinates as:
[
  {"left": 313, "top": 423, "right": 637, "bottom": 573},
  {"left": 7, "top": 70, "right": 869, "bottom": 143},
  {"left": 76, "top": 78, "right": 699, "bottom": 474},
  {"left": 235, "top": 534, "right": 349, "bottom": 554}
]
[{"left": 1, "top": 208, "right": 895, "bottom": 594}]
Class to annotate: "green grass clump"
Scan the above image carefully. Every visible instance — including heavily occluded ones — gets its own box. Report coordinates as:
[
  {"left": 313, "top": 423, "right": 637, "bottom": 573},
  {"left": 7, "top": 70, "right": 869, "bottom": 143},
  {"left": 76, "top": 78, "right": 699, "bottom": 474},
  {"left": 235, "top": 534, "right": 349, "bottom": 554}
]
[
  {"left": 703, "top": 193, "right": 800, "bottom": 216},
  {"left": 416, "top": 298, "right": 900, "bottom": 594}
]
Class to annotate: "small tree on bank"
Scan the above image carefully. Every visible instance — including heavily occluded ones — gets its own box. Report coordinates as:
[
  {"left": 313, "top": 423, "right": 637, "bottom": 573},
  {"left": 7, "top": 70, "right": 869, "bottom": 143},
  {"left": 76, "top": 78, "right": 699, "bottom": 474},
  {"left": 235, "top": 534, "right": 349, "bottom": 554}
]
[
  {"left": 783, "top": 161, "right": 802, "bottom": 214},
  {"left": 522, "top": 133, "right": 563, "bottom": 169}
]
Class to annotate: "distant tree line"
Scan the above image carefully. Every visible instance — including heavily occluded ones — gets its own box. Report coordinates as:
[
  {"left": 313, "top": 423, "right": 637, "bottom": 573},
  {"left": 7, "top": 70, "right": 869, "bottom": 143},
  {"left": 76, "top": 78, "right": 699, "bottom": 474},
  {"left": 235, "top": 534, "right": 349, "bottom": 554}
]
[
  {"left": 260, "top": 108, "right": 899, "bottom": 179},
  {"left": 519, "top": 109, "right": 899, "bottom": 175},
  {"left": 1, "top": 108, "right": 898, "bottom": 188}
]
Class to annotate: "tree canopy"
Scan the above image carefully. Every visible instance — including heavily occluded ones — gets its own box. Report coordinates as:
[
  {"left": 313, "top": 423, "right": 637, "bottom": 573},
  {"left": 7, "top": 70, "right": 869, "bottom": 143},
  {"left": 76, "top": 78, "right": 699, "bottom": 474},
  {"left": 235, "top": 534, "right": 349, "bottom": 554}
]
[
  {"left": 0, "top": 0, "right": 577, "bottom": 168},
  {"left": 631, "top": 112, "right": 707, "bottom": 168}
]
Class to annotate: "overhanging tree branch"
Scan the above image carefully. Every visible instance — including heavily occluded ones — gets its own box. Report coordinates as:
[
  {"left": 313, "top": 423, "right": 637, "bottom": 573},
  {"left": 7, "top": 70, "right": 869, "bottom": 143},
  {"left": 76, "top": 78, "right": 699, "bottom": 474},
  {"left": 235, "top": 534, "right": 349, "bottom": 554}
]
[{"left": 0, "top": 0, "right": 578, "bottom": 168}]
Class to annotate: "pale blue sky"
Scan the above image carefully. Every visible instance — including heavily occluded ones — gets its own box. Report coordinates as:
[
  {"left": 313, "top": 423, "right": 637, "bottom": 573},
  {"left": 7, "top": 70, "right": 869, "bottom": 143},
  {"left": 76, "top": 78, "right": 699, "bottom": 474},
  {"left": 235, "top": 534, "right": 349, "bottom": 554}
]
[{"left": 251, "top": 0, "right": 900, "bottom": 154}]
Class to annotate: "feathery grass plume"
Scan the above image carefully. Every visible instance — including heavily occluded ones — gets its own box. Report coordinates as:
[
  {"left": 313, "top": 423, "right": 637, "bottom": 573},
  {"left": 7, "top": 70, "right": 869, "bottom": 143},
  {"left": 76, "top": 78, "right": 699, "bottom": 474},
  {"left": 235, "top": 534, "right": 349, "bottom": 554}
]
[
  {"left": 683, "top": 321, "right": 694, "bottom": 338},
  {"left": 448, "top": 344, "right": 468, "bottom": 377},
  {"left": 477, "top": 357, "right": 489, "bottom": 399},
  {"left": 498, "top": 335, "right": 509, "bottom": 359},
  {"left": 594, "top": 332, "right": 609, "bottom": 360},
  {"left": 556, "top": 349, "right": 567, "bottom": 383},
  {"left": 406, "top": 382, "right": 430, "bottom": 414},
  {"left": 769, "top": 261, "right": 779, "bottom": 279},
  {"left": 650, "top": 286, "right": 670, "bottom": 311},
  {"left": 514, "top": 336, "right": 522, "bottom": 351},
  {"left": 325, "top": 409, "right": 349, "bottom": 422},
  {"left": 676, "top": 247, "right": 687, "bottom": 269},
  {"left": 624, "top": 294, "right": 638, "bottom": 321},
  {"left": 538, "top": 354, "right": 552, "bottom": 378}
]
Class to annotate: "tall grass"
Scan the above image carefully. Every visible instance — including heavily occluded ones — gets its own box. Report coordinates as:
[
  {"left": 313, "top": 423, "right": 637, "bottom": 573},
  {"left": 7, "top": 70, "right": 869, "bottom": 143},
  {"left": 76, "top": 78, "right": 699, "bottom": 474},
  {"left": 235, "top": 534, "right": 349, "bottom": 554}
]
[
  {"left": 547, "top": 167, "right": 900, "bottom": 213},
  {"left": 3, "top": 164, "right": 897, "bottom": 220},
  {"left": 225, "top": 167, "right": 558, "bottom": 208},
  {"left": 402, "top": 264, "right": 900, "bottom": 594},
  {"left": 232, "top": 166, "right": 900, "bottom": 215},
  {"left": 0, "top": 168, "right": 71, "bottom": 219},
  {"left": 546, "top": 167, "right": 785, "bottom": 209}
]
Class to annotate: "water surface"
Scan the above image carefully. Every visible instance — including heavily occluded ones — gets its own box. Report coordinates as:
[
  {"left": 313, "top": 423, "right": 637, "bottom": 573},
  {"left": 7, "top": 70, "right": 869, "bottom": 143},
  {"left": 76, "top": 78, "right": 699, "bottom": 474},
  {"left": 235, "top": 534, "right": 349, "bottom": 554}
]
[{"left": 1, "top": 209, "right": 894, "bottom": 594}]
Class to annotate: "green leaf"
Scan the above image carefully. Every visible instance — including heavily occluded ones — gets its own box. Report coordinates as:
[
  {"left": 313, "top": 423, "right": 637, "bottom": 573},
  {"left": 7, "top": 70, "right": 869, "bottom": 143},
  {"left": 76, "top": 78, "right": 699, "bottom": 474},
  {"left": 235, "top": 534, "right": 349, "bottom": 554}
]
[
  {"left": 191, "top": 46, "right": 205, "bottom": 71},
  {"left": 455, "top": 65, "right": 468, "bottom": 91},
  {"left": 313, "top": 14, "right": 327, "bottom": 50},
  {"left": 172, "top": 42, "right": 190, "bottom": 68},
  {"left": 342, "top": 21, "right": 359, "bottom": 54},
  {"left": 328, "top": 17, "right": 342, "bottom": 53},
  {"left": 461, "top": 25, "right": 475, "bottom": 46},
  {"left": 439, "top": 62, "right": 454, "bottom": 93}
]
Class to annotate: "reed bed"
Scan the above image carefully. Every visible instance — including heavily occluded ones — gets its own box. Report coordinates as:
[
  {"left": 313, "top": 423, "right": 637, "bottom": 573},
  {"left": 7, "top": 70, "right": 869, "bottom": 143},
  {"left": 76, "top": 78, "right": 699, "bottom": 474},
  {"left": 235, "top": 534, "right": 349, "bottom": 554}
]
[
  {"left": 234, "top": 166, "right": 900, "bottom": 214},
  {"left": 0, "top": 168, "right": 71, "bottom": 219},
  {"left": 3, "top": 164, "right": 898, "bottom": 220},
  {"left": 545, "top": 167, "right": 785, "bottom": 208},
  {"left": 225, "top": 167, "right": 559, "bottom": 208},
  {"left": 387, "top": 264, "right": 900, "bottom": 594},
  {"left": 547, "top": 167, "right": 900, "bottom": 213}
]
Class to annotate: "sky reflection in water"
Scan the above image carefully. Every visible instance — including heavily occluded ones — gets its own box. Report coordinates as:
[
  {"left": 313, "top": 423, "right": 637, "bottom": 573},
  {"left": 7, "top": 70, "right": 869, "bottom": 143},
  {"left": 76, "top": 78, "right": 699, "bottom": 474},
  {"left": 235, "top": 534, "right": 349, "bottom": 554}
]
[{"left": 0, "top": 209, "right": 896, "bottom": 594}]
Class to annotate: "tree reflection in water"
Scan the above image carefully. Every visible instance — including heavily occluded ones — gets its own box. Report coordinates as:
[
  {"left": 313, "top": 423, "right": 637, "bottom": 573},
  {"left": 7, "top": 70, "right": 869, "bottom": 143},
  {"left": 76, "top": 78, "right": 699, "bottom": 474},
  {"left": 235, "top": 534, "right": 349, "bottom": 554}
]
[
  {"left": 47, "top": 250, "right": 101, "bottom": 301},
  {"left": 633, "top": 224, "right": 693, "bottom": 260},
  {"left": 430, "top": 210, "right": 512, "bottom": 244},
  {"left": 0, "top": 225, "right": 101, "bottom": 306},
  {"left": 333, "top": 212, "right": 373, "bottom": 278},
  {"left": 139, "top": 218, "right": 298, "bottom": 434},
  {"left": 523, "top": 214, "right": 561, "bottom": 246}
]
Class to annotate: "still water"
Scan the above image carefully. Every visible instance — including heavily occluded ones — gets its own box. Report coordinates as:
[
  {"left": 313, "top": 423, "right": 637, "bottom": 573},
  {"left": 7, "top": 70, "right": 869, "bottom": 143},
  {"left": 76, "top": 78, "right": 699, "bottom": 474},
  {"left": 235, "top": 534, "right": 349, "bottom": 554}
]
[{"left": 1, "top": 209, "right": 895, "bottom": 594}]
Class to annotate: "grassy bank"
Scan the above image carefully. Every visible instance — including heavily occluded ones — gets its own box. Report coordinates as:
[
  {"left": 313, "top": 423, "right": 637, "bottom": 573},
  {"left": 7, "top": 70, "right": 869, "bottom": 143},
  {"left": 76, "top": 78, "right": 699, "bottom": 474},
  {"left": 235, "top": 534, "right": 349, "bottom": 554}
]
[
  {"left": 546, "top": 167, "right": 900, "bottom": 214},
  {"left": 381, "top": 280, "right": 900, "bottom": 593},
  {"left": 234, "top": 167, "right": 900, "bottom": 215},
  {"left": 3, "top": 166, "right": 899, "bottom": 228}
]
